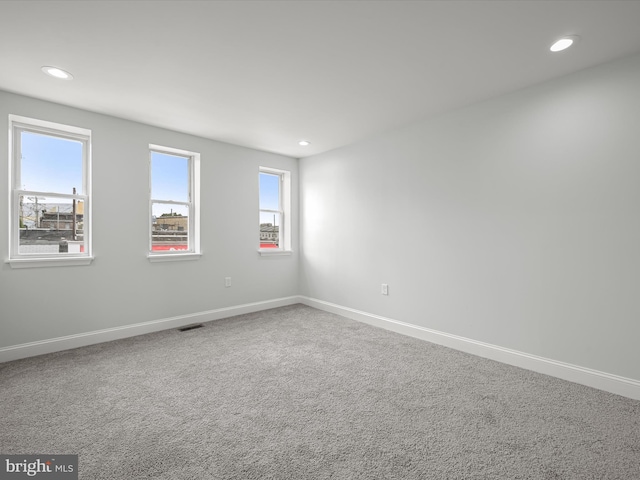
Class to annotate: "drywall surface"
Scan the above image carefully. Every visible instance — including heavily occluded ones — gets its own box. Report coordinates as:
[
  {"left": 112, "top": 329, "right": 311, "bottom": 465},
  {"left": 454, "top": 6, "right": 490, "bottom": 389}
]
[
  {"left": 300, "top": 53, "right": 640, "bottom": 381},
  {"left": 0, "top": 91, "right": 298, "bottom": 348}
]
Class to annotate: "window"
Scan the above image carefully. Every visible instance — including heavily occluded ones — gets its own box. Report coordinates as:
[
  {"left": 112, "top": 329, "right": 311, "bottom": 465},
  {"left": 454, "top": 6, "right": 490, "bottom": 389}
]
[
  {"left": 8, "top": 115, "right": 92, "bottom": 268},
  {"left": 149, "top": 145, "right": 200, "bottom": 261},
  {"left": 259, "top": 167, "right": 291, "bottom": 254}
]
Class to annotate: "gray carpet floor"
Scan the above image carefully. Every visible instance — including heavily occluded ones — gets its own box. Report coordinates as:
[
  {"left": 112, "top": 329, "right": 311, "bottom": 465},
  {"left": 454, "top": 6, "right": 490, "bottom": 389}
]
[{"left": 1, "top": 304, "right": 639, "bottom": 479}]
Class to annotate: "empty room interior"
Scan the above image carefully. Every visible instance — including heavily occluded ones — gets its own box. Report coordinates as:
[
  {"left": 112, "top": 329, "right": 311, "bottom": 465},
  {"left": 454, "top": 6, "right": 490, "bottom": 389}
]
[{"left": 1, "top": 1, "right": 640, "bottom": 478}]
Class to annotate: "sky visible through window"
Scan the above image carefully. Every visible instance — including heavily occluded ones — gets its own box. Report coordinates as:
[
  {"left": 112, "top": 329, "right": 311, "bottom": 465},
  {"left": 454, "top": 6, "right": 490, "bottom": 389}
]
[
  {"left": 259, "top": 172, "right": 279, "bottom": 211},
  {"left": 20, "top": 131, "right": 83, "bottom": 196},
  {"left": 259, "top": 172, "right": 281, "bottom": 248},
  {"left": 151, "top": 151, "right": 189, "bottom": 217},
  {"left": 20, "top": 135, "right": 280, "bottom": 222},
  {"left": 260, "top": 172, "right": 280, "bottom": 232}
]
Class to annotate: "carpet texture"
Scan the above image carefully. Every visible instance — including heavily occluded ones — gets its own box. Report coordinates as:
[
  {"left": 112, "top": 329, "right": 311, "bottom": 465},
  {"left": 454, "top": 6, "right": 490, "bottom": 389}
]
[{"left": 1, "top": 304, "right": 639, "bottom": 479}]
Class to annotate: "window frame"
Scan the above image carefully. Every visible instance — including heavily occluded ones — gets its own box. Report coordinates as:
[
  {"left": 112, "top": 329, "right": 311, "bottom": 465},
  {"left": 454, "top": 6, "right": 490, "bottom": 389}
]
[
  {"left": 259, "top": 166, "right": 292, "bottom": 256},
  {"left": 148, "top": 144, "right": 201, "bottom": 262},
  {"left": 7, "top": 115, "right": 93, "bottom": 269}
]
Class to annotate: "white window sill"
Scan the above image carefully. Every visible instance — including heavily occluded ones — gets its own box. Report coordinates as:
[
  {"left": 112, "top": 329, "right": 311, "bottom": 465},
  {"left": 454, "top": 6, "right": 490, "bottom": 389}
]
[
  {"left": 258, "top": 249, "right": 293, "bottom": 257},
  {"left": 7, "top": 256, "right": 95, "bottom": 269},
  {"left": 148, "top": 252, "right": 202, "bottom": 263}
]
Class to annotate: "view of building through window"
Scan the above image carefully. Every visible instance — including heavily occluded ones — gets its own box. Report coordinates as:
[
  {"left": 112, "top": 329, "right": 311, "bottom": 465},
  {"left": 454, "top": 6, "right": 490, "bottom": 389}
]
[
  {"left": 150, "top": 149, "right": 191, "bottom": 252},
  {"left": 12, "top": 122, "right": 283, "bottom": 259},
  {"left": 259, "top": 171, "right": 281, "bottom": 248},
  {"left": 15, "top": 127, "right": 88, "bottom": 255}
]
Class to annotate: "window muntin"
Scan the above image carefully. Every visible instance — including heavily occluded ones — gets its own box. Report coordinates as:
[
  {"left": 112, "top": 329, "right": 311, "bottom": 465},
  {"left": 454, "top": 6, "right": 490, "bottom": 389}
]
[
  {"left": 259, "top": 167, "right": 291, "bottom": 253},
  {"left": 9, "top": 116, "right": 91, "bottom": 262},
  {"left": 149, "top": 146, "right": 199, "bottom": 255}
]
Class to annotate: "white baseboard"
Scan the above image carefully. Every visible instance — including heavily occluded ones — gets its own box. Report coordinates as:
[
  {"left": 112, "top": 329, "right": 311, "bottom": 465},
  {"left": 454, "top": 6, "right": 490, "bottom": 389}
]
[
  {"left": 299, "top": 296, "right": 640, "bottom": 401},
  {"left": 5, "top": 294, "right": 640, "bottom": 401},
  {"left": 0, "top": 296, "right": 300, "bottom": 363}
]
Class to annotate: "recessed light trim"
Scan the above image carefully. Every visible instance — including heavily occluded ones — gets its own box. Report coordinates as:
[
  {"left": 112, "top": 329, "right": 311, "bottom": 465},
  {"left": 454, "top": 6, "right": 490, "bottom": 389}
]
[
  {"left": 550, "top": 35, "right": 580, "bottom": 53},
  {"left": 41, "top": 66, "right": 74, "bottom": 80},
  {"left": 298, "top": 140, "right": 310, "bottom": 146}
]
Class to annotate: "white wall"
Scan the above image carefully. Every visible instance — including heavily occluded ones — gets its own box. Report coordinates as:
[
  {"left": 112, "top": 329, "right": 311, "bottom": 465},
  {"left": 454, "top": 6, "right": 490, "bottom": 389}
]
[
  {"left": 300, "top": 53, "right": 640, "bottom": 382},
  {"left": 0, "top": 91, "right": 298, "bottom": 350},
  {"left": 2, "top": 52, "right": 640, "bottom": 390}
]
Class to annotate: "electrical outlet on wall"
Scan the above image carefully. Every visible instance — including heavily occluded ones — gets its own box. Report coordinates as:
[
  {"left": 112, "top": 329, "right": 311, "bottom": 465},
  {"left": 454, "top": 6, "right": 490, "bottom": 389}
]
[
  {"left": 381, "top": 283, "right": 388, "bottom": 295},
  {"left": 225, "top": 277, "right": 232, "bottom": 287}
]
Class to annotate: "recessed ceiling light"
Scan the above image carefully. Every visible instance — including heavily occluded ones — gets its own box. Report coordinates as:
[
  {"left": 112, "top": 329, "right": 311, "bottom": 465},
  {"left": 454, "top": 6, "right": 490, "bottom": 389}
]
[
  {"left": 41, "top": 66, "right": 74, "bottom": 80},
  {"left": 298, "top": 140, "right": 310, "bottom": 146},
  {"left": 550, "top": 35, "right": 580, "bottom": 53}
]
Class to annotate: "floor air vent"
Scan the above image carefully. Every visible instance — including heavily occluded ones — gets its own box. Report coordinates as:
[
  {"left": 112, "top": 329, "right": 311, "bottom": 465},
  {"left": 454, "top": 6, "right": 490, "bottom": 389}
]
[{"left": 178, "top": 324, "right": 204, "bottom": 332}]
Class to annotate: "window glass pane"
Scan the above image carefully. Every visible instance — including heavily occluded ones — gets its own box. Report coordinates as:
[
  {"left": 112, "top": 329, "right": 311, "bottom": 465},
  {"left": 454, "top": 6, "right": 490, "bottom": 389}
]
[
  {"left": 152, "top": 203, "right": 189, "bottom": 252},
  {"left": 20, "top": 131, "right": 83, "bottom": 194},
  {"left": 259, "top": 172, "right": 280, "bottom": 211},
  {"left": 151, "top": 152, "right": 189, "bottom": 202},
  {"left": 260, "top": 211, "right": 281, "bottom": 248},
  {"left": 18, "top": 194, "right": 85, "bottom": 254}
]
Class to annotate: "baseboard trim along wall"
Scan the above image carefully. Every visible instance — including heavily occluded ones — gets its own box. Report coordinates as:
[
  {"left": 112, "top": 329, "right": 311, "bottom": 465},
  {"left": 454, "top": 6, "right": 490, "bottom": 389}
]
[
  {"left": 4, "top": 295, "right": 639, "bottom": 401},
  {"left": 299, "top": 296, "right": 640, "bottom": 401},
  {"left": 0, "top": 296, "right": 300, "bottom": 364}
]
